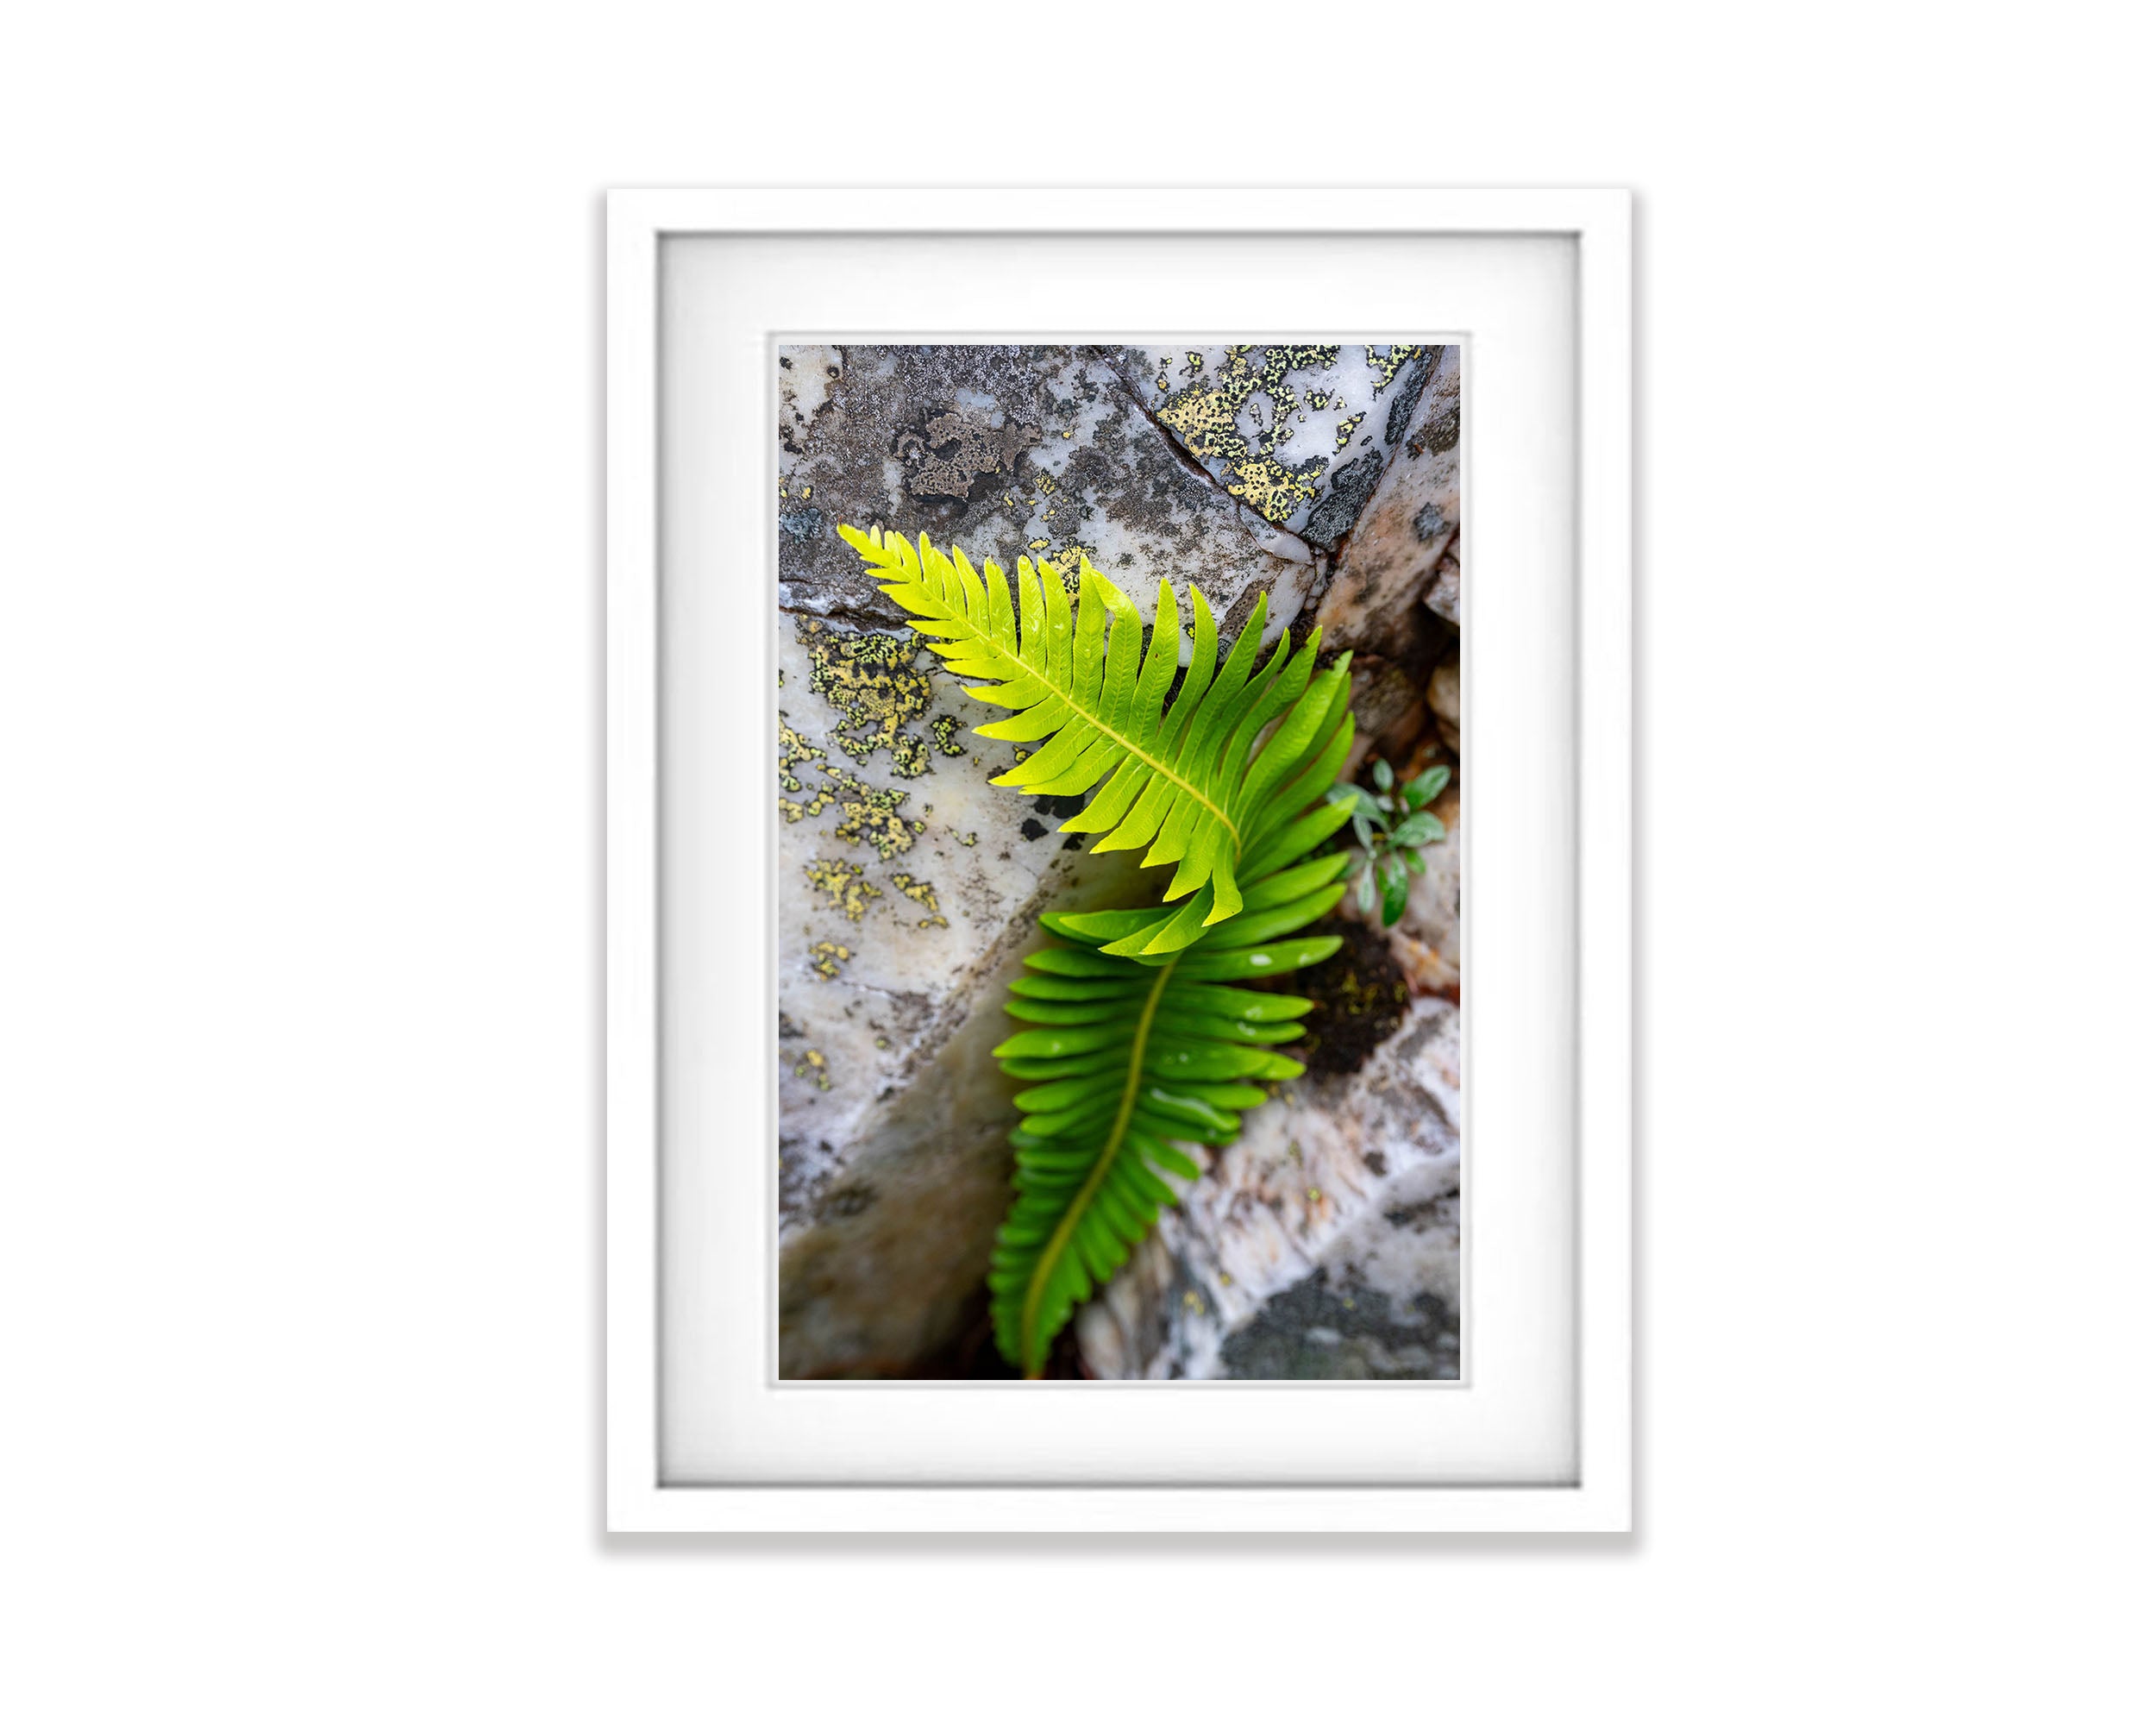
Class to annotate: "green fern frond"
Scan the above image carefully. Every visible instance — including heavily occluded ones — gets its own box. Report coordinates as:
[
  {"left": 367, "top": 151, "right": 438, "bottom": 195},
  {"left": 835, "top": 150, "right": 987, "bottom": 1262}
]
[
  {"left": 986, "top": 851, "right": 1351, "bottom": 1377},
  {"left": 837, "top": 524, "right": 1356, "bottom": 950}
]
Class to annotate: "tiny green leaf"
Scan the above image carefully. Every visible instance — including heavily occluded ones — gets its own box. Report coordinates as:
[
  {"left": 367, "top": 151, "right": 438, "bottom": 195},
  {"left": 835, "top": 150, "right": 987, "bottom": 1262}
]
[
  {"left": 1401, "top": 765, "right": 1451, "bottom": 810},
  {"left": 1356, "top": 862, "right": 1376, "bottom": 916},
  {"left": 1390, "top": 810, "right": 1445, "bottom": 848},
  {"left": 1370, "top": 758, "right": 1395, "bottom": 793},
  {"left": 1377, "top": 851, "right": 1409, "bottom": 925}
]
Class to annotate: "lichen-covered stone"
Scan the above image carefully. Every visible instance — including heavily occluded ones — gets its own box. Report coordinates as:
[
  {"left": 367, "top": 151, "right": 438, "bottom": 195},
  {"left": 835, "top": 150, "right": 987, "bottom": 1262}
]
[
  {"left": 1313, "top": 346, "right": 1461, "bottom": 661},
  {"left": 1099, "top": 343, "right": 1442, "bottom": 552}
]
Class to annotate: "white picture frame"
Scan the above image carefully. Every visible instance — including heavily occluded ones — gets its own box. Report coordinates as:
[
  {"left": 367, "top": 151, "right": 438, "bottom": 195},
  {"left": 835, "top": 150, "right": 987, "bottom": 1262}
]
[{"left": 607, "top": 188, "right": 1632, "bottom": 1534}]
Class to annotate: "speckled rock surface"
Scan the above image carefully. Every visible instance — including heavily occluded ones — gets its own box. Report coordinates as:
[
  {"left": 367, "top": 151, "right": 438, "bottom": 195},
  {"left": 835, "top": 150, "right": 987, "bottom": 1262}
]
[
  {"left": 1100, "top": 343, "right": 1439, "bottom": 553},
  {"left": 774, "top": 342, "right": 1466, "bottom": 1379}
]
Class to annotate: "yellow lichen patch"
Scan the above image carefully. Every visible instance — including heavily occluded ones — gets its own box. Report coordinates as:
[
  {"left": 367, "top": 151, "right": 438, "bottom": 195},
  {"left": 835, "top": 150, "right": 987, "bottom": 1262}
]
[
  {"left": 931, "top": 715, "right": 967, "bottom": 757},
  {"left": 956, "top": 831, "right": 978, "bottom": 847},
  {"left": 797, "top": 620, "right": 934, "bottom": 779},
  {"left": 803, "top": 857, "right": 881, "bottom": 921},
  {"left": 1157, "top": 372, "right": 1248, "bottom": 460},
  {"left": 1036, "top": 544, "right": 1093, "bottom": 594},
  {"left": 778, "top": 713, "right": 825, "bottom": 795},
  {"left": 807, "top": 942, "right": 852, "bottom": 982},
  {"left": 831, "top": 768, "right": 923, "bottom": 857},
  {"left": 1333, "top": 411, "right": 1367, "bottom": 451},
  {"left": 891, "top": 873, "right": 947, "bottom": 930},
  {"left": 1365, "top": 342, "right": 1424, "bottom": 392},
  {"left": 1227, "top": 455, "right": 1320, "bottom": 522},
  {"left": 781, "top": 758, "right": 924, "bottom": 860},
  {"left": 1155, "top": 344, "right": 1341, "bottom": 523},
  {"left": 792, "top": 1048, "right": 831, "bottom": 1091}
]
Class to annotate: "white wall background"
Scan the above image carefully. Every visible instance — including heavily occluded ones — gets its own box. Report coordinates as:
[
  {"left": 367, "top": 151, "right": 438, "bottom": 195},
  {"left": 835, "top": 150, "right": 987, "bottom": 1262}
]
[{"left": 2, "top": 5, "right": 2148, "bottom": 1719}]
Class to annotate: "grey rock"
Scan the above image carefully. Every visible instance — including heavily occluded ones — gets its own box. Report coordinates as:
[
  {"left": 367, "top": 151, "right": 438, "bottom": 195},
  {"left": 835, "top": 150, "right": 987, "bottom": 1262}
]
[{"left": 1076, "top": 995, "right": 1462, "bottom": 1380}]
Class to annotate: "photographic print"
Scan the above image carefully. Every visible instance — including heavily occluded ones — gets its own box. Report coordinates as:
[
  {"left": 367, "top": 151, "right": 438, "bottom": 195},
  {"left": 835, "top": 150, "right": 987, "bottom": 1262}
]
[{"left": 775, "top": 342, "right": 1462, "bottom": 1381}]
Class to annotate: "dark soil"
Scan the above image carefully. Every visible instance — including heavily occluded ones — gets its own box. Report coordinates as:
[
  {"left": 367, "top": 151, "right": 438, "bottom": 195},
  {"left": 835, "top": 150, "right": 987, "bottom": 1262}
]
[{"left": 1275, "top": 916, "right": 1410, "bottom": 1076}]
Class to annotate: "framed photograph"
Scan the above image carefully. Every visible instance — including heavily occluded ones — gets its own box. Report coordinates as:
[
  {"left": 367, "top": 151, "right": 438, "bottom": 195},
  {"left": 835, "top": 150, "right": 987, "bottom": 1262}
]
[{"left": 607, "top": 189, "right": 1631, "bottom": 1533}]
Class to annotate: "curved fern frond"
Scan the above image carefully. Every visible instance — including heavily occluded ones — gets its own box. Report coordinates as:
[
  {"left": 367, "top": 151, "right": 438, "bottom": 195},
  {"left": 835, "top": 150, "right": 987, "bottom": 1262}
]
[
  {"left": 837, "top": 524, "right": 1355, "bottom": 945},
  {"left": 987, "top": 851, "right": 1351, "bottom": 1377}
]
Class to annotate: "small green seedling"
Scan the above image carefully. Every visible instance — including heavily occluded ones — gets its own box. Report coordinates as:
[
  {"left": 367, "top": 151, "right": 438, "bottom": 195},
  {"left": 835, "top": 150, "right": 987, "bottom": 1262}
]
[{"left": 1327, "top": 760, "right": 1451, "bottom": 926}]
